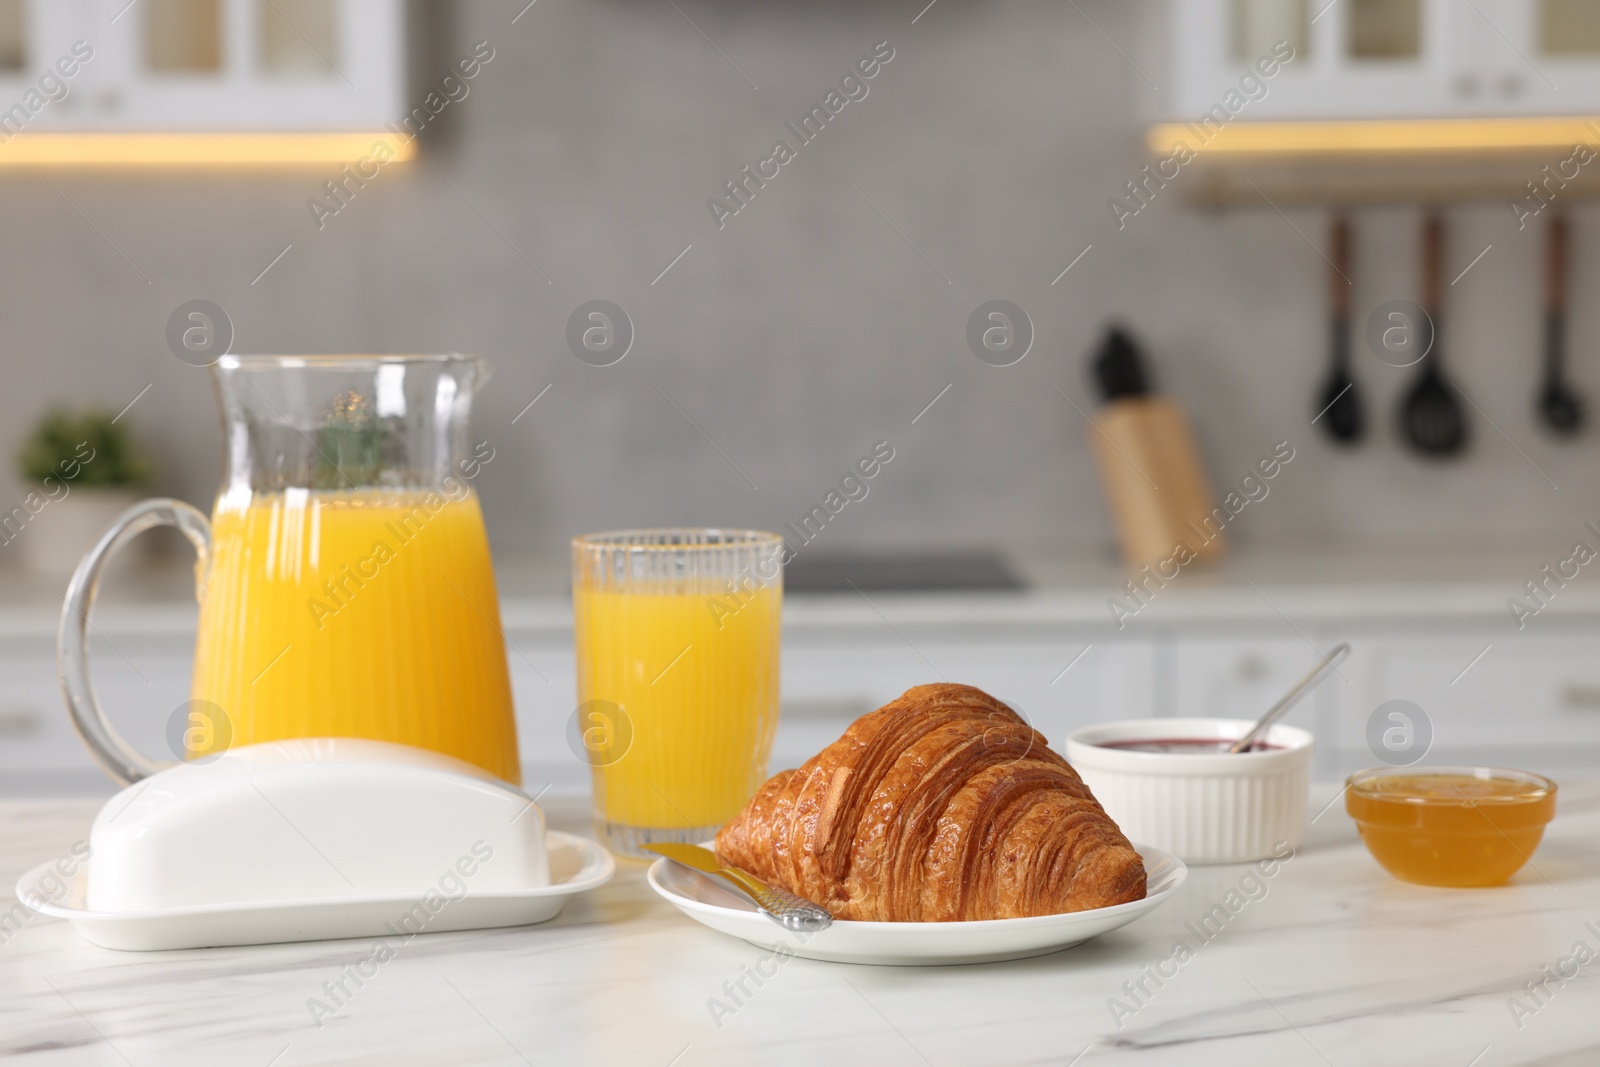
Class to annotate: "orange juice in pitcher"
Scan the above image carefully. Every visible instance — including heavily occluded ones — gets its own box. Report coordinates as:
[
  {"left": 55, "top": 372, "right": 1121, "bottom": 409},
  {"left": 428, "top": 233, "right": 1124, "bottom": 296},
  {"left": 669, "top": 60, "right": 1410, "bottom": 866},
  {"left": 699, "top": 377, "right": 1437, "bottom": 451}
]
[
  {"left": 59, "top": 355, "right": 521, "bottom": 786},
  {"left": 191, "top": 485, "right": 518, "bottom": 781}
]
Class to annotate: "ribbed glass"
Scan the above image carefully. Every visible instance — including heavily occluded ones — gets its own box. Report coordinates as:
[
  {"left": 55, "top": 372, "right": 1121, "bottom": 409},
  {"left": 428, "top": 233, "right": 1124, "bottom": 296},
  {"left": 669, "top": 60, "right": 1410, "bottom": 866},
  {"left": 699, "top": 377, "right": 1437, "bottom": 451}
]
[{"left": 572, "top": 529, "right": 783, "bottom": 858}]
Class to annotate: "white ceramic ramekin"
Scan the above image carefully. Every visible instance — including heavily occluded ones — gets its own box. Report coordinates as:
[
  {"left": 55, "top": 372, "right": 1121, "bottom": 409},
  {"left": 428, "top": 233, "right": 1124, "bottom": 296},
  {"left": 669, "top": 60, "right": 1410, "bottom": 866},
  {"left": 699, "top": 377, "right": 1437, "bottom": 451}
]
[{"left": 1065, "top": 719, "right": 1314, "bottom": 865}]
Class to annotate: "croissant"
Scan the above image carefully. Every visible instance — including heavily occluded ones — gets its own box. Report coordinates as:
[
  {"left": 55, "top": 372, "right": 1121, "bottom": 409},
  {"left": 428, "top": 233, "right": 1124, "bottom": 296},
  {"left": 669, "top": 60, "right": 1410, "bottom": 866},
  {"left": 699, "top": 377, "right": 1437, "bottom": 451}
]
[{"left": 716, "top": 683, "right": 1146, "bottom": 922}]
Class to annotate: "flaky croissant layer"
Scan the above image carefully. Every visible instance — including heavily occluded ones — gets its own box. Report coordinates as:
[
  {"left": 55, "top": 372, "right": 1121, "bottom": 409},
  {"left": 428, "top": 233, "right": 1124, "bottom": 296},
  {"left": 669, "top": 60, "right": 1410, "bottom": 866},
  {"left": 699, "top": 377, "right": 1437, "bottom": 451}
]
[{"left": 716, "top": 683, "right": 1147, "bottom": 921}]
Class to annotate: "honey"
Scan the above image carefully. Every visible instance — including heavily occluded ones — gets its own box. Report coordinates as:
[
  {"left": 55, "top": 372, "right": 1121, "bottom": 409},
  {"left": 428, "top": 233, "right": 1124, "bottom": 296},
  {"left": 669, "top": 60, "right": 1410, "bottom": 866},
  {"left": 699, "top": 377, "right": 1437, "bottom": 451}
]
[{"left": 1345, "top": 768, "right": 1556, "bottom": 887}]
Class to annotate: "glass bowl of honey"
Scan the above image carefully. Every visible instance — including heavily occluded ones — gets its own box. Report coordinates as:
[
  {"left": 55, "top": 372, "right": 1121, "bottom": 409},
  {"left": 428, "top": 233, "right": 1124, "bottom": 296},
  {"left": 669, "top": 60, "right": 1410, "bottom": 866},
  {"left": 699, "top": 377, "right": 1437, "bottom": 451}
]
[{"left": 1345, "top": 767, "right": 1557, "bottom": 887}]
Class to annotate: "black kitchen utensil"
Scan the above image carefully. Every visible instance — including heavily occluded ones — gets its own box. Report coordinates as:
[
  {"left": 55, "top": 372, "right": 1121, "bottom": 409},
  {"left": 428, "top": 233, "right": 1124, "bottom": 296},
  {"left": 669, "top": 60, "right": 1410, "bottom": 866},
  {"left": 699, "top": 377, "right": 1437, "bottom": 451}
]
[
  {"left": 1539, "top": 212, "right": 1585, "bottom": 436},
  {"left": 1315, "top": 214, "right": 1363, "bottom": 444},
  {"left": 1399, "top": 212, "right": 1468, "bottom": 459},
  {"left": 1091, "top": 326, "right": 1152, "bottom": 402}
]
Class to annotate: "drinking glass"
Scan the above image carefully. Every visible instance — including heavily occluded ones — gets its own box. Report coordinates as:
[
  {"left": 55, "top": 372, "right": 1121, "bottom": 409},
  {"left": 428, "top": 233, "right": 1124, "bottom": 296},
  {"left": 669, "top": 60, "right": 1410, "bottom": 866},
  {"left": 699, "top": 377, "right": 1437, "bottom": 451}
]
[{"left": 571, "top": 529, "right": 782, "bottom": 858}]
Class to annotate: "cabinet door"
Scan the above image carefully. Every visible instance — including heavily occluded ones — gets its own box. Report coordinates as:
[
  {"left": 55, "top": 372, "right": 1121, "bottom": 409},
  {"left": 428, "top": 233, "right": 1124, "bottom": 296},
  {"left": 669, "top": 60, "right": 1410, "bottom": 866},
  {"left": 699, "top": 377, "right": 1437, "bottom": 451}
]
[
  {"left": 1170, "top": 0, "right": 1459, "bottom": 121},
  {"left": 43, "top": 0, "right": 405, "bottom": 131},
  {"left": 0, "top": 648, "right": 81, "bottom": 773},
  {"left": 505, "top": 637, "right": 582, "bottom": 793},
  {"left": 1483, "top": 0, "right": 1600, "bottom": 114},
  {"left": 1171, "top": 634, "right": 1337, "bottom": 724},
  {"left": 778, "top": 634, "right": 1157, "bottom": 767},
  {"left": 1350, "top": 631, "right": 1600, "bottom": 772},
  {"left": 1170, "top": 632, "right": 1348, "bottom": 777},
  {"left": 1168, "top": 0, "right": 1522, "bottom": 121},
  {"left": 508, "top": 627, "right": 1161, "bottom": 801},
  {"left": 0, "top": 631, "right": 194, "bottom": 791},
  {"left": 0, "top": 0, "right": 95, "bottom": 131}
]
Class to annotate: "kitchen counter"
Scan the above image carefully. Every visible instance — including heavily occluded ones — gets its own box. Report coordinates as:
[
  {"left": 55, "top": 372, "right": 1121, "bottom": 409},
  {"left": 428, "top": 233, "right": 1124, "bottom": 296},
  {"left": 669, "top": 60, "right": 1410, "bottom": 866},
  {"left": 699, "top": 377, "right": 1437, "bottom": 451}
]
[
  {"left": 5, "top": 543, "right": 1600, "bottom": 639},
  {"left": 4, "top": 785, "right": 1599, "bottom": 1067},
  {"left": 9, "top": 540, "right": 1600, "bottom": 798}
]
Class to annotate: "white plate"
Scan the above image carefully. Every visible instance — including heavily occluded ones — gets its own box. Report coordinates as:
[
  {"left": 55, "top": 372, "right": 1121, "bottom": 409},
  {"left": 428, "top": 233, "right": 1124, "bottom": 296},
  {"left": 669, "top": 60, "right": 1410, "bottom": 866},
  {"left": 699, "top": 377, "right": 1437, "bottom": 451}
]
[
  {"left": 16, "top": 831, "right": 614, "bottom": 952},
  {"left": 647, "top": 843, "right": 1186, "bottom": 965}
]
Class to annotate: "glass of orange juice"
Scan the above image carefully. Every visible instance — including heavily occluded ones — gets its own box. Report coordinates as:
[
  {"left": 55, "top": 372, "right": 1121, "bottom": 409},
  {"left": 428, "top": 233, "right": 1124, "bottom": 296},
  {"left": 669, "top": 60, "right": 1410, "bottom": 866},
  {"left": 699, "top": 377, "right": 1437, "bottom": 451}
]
[
  {"left": 58, "top": 355, "right": 521, "bottom": 787},
  {"left": 572, "top": 529, "right": 782, "bottom": 858}
]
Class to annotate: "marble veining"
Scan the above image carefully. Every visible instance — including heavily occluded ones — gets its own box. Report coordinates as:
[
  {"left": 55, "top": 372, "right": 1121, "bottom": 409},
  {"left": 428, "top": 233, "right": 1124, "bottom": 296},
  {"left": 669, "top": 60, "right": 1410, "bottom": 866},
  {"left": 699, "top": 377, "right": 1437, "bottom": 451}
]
[{"left": 2, "top": 787, "right": 1599, "bottom": 1066}]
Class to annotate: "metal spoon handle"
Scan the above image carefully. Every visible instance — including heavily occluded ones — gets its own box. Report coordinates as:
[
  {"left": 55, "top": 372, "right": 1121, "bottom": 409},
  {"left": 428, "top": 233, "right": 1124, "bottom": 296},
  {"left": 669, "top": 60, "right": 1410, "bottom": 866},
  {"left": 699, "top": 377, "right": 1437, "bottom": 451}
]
[{"left": 1229, "top": 642, "right": 1350, "bottom": 753}]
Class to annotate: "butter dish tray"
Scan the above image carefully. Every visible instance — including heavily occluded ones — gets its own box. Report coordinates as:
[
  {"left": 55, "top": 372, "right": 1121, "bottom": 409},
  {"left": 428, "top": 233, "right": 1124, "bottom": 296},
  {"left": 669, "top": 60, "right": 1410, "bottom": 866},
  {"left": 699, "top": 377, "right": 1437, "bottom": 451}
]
[
  {"left": 17, "top": 830, "right": 611, "bottom": 951},
  {"left": 15, "top": 738, "right": 614, "bottom": 950}
]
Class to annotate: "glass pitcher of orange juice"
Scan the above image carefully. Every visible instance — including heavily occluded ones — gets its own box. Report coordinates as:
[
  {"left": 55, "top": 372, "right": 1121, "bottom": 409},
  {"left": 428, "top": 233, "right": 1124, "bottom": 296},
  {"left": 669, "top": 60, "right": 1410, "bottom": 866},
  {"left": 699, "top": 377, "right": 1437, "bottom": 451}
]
[{"left": 58, "top": 355, "right": 520, "bottom": 786}]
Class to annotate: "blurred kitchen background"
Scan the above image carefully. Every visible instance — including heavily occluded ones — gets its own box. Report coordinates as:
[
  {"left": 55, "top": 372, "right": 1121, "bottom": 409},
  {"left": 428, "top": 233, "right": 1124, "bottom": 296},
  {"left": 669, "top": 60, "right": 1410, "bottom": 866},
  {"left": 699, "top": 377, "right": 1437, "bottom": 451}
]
[
  {"left": 12, "top": 0, "right": 1600, "bottom": 549},
  {"left": 7, "top": 0, "right": 1600, "bottom": 793}
]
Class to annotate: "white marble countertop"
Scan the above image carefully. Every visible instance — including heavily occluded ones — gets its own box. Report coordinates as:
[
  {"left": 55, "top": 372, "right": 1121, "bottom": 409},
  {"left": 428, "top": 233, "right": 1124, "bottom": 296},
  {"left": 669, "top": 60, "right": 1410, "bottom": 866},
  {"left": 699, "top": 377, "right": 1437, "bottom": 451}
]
[{"left": 3, "top": 784, "right": 1599, "bottom": 1067}]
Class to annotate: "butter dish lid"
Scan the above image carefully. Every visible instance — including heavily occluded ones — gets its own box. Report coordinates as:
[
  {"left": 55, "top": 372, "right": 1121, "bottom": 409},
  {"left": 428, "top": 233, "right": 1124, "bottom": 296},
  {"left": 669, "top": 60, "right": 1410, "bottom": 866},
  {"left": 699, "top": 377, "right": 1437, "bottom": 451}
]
[{"left": 87, "top": 738, "right": 550, "bottom": 914}]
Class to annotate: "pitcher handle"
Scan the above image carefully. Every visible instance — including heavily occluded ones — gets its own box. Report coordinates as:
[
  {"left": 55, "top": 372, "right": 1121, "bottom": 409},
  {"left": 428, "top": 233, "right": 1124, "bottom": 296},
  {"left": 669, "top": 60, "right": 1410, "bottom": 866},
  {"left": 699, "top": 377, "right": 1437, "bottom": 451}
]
[{"left": 57, "top": 498, "right": 212, "bottom": 786}]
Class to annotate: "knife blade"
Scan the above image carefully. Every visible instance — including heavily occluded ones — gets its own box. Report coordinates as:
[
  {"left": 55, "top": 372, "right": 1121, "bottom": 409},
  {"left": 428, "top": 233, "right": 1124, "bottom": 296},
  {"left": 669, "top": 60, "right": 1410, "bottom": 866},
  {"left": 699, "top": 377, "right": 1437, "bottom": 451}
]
[{"left": 645, "top": 843, "right": 832, "bottom": 933}]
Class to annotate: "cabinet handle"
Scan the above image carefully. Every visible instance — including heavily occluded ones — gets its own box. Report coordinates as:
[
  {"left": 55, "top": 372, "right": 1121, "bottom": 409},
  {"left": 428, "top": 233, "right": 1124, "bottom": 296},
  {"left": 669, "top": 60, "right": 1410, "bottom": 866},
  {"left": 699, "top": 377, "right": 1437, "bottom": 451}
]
[
  {"left": 0, "top": 709, "right": 43, "bottom": 738},
  {"left": 1559, "top": 684, "right": 1600, "bottom": 711}
]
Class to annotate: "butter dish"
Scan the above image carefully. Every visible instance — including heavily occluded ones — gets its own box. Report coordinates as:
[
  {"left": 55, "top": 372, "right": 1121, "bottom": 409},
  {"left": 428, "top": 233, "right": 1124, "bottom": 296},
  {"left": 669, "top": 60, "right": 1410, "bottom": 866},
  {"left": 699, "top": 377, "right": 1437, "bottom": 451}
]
[{"left": 15, "top": 738, "right": 613, "bottom": 950}]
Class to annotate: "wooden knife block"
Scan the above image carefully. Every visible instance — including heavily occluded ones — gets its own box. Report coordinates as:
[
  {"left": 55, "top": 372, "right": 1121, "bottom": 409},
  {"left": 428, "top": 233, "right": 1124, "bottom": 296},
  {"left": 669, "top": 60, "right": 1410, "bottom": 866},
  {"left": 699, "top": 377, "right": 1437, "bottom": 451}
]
[{"left": 1087, "top": 397, "right": 1225, "bottom": 570}]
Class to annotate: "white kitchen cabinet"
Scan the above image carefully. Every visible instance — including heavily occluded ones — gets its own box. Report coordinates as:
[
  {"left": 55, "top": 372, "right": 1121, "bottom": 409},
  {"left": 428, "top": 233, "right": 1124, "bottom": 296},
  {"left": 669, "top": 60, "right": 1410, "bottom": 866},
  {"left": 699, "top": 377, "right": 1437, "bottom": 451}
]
[
  {"left": 0, "top": 0, "right": 404, "bottom": 132},
  {"left": 505, "top": 639, "right": 582, "bottom": 792},
  {"left": 0, "top": 630, "right": 191, "bottom": 793},
  {"left": 505, "top": 627, "right": 1162, "bottom": 791},
  {"left": 777, "top": 633, "right": 1158, "bottom": 766},
  {"left": 1349, "top": 629, "right": 1600, "bottom": 766},
  {"left": 1169, "top": 625, "right": 1600, "bottom": 775},
  {"left": 1169, "top": 631, "right": 1348, "bottom": 777},
  {"left": 1481, "top": 0, "right": 1600, "bottom": 112},
  {"left": 1171, "top": 0, "right": 1448, "bottom": 120},
  {"left": 7, "top": 594, "right": 1600, "bottom": 796},
  {"left": 1167, "top": 0, "right": 1600, "bottom": 122},
  {"left": 1170, "top": 634, "right": 1329, "bottom": 721},
  {"left": 0, "top": 642, "right": 72, "bottom": 772}
]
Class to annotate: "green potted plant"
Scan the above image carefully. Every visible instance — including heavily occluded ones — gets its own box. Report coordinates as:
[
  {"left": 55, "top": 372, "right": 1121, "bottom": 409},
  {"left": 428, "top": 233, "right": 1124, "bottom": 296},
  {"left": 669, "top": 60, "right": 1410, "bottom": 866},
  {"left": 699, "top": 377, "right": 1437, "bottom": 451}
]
[{"left": 10, "top": 407, "right": 155, "bottom": 576}]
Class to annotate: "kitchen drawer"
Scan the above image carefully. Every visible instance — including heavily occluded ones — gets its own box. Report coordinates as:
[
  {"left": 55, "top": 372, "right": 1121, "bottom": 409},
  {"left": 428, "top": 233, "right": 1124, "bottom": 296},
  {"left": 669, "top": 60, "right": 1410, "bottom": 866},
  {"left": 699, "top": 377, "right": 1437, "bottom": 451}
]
[
  {"left": 1169, "top": 633, "right": 1351, "bottom": 777},
  {"left": 510, "top": 632, "right": 1159, "bottom": 785},
  {"left": 1350, "top": 634, "right": 1600, "bottom": 757},
  {"left": 0, "top": 655, "right": 76, "bottom": 772},
  {"left": 778, "top": 636, "right": 1157, "bottom": 764},
  {"left": 1171, "top": 635, "right": 1339, "bottom": 727},
  {"left": 505, "top": 638, "right": 580, "bottom": 790},
  {"left": 0, "top": 629, "right": 218, "bottom": 786}
]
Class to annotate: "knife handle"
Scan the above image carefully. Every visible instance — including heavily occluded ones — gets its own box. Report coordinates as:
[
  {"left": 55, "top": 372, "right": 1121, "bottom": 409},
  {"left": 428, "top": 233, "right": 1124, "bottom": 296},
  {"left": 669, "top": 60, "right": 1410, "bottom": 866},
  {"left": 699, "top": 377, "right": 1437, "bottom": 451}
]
[{"left": 721, "top": 868, "right": 833, "bottom": 933}]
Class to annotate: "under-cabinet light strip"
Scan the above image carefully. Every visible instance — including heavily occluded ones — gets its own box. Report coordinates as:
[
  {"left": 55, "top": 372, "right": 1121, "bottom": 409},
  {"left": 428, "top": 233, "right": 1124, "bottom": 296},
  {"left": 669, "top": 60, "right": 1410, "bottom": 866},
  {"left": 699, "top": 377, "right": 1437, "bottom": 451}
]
[
  {"left": 1146, "top": 116, "right": 1600, "bottom": 157},
  {"left": 0, "top": 132, "right": 416, "bottom": 166}
]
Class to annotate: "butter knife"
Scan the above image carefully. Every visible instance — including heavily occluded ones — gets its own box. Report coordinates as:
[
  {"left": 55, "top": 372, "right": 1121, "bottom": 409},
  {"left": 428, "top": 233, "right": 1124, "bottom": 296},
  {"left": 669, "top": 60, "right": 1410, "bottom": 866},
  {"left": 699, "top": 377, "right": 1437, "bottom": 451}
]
[{"left": 645, "top": 843, "right": 833, "bottom": 933}]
